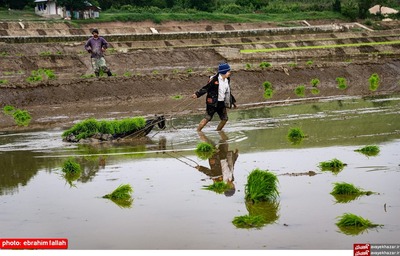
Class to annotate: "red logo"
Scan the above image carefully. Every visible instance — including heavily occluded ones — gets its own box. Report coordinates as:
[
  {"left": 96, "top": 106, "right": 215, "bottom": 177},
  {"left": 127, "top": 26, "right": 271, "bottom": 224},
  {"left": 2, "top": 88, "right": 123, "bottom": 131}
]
[{"left": 354, "top": 244, "right": 370, "bottom": 256}]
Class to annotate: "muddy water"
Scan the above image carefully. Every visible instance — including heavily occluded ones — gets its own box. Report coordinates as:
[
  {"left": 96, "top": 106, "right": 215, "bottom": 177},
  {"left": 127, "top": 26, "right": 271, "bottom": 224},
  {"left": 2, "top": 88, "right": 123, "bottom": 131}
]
[{"left": 0, "top": 95, "right": 399, "bottom": 250}]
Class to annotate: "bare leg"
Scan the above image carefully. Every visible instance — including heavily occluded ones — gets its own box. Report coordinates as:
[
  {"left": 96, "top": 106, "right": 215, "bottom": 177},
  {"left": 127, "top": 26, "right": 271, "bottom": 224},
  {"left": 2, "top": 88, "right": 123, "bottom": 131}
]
[
  {"left": 216, "top": 120, "right": 227, "bottom": 131},
  {"left": 197, "top": 118, "right": 209, "bottom": 132}
]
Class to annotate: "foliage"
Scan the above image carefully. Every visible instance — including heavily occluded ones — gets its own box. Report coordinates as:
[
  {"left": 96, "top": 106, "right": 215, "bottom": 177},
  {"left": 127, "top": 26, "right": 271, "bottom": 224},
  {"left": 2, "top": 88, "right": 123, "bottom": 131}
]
[
  {"left": 294, "top": 85, "right": 306, "bottom": 97},
  {"left": 259, "top": 61, "right": 271, "bottom": 69},
  {"left": 195, "top": 142, "right": 215, "bottom": 160},
  {"left": 319, "top": 158, "right": 346, "bottom": 173},
  {"left": 262, "top": 81, "right": 274, "bottom": 99},
  {"left": 368, "top": 73, "right": 380, "bottom": 91},
  {"left": 331, "top": 182, "right": 374, "bottom": 203},
  {"left": 287, "top": 127, "right": 305, "bottom": 145},
  {"left": 311, "top": 78, "right": 320, "bottom": 87},
  {"left": 102, "top": 184, "right": 134, "bottom": 208},
  {"left": 62, "top": 158, "right": 82, "bottom": 174},
  {"left": 245, "top": 168, "right": 279, "bottom": 203},
  {"left": 26, "top": 68, "right": 56, "bottom": 83},
  {"left": 246, "top": 200, "right": 280, "bottom": 225},
  {"left": 2, "top": 105, "right": 15, "bottom": 115},
  {"left": 354, "top": 145, "right": 380, "bottom": 157},
  {"left": 336, "top": 77, "right": 347, "bottom": 90},
  {"left": 232, "top": 214, "right": 265, "bottom": 229},
  {"left": 12, "top": 109, "right": 31, "bottom": 126},
  {"left": 203, "top": 181, "right": 231, "bottom": 194},
  {"left": 0, "top": 79, "right": 8, "bottom": 84},
  {"left": 62, "top": 117, "right": 146, "bottom": 141},
  {"left": 336, "top": 213, "right": 380, "bottom": 228}
]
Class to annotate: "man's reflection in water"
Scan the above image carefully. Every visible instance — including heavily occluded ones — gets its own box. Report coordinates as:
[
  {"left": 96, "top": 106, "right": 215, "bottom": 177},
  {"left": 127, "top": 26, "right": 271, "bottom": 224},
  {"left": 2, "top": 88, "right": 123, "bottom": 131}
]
[{"left": 196, "top": 131, "right": 239, "bottom": 197}]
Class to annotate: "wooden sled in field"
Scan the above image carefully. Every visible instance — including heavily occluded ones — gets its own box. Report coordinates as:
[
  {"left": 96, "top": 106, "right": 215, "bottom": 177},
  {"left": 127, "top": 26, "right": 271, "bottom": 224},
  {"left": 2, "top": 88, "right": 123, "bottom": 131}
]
[{"left": 62, "top": 115, "right": 166, "bottom": 143}]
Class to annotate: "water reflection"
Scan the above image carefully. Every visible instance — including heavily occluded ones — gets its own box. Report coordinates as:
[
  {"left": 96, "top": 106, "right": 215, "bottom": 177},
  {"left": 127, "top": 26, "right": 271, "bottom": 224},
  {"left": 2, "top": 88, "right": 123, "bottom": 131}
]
[{"left": 196, "top": 131, "right": 239, "bottom": 197}]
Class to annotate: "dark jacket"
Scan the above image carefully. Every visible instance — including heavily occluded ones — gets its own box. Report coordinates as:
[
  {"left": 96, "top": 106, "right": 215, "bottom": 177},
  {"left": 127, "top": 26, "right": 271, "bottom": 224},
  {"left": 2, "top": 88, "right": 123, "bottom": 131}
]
[
  {"left": 84, "top": 36, "right": 109, "bottom": 59},
  {"left": 195, "top": 74, "right": 236, "bottom": 108}
]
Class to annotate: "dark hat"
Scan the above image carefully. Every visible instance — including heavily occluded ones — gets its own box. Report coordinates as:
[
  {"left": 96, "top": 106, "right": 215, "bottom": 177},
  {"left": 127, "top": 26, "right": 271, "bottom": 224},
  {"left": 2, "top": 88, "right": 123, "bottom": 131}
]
[
  {"left": 218, "top": 62, "right": 231, "bottom": 75},
  {"left": 91, "top": 28, "right": 99, "bottom": 34}
]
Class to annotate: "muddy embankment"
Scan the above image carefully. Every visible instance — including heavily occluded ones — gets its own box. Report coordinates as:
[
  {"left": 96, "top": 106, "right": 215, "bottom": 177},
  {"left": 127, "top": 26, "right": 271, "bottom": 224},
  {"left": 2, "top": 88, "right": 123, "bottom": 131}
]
[{"left": 1, "top": 20, "right": 400, "bottom": 131}]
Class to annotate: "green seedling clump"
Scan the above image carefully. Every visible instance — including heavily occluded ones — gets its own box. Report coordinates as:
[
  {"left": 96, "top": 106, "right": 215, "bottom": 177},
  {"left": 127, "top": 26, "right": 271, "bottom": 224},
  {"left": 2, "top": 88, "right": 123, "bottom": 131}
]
[
  {"left": 26, "top": 68, "right": 56, "bottom": 82},
  {"left": 245, "top": 168, "right": 279, "bottom": 203},
  {"left": 232, "top": 215, "right": 265, "bottom": 229},
  {"left": 262, "top": 81, "right": 274, "bottom": 99},
  {"left": 287, "top": 127, "right": 305, "bottom": 145},
  {"left": 203, "top": 181, "right": 231, "bottom": 194},
  {"left": 103, "top": 184, "right": 133, "bottom": 200},
  {"left": 12, "top": 109, "right": 32, "bottom": 126},
  {"left": 369, "top": 73, "right": 380, "bottom": 91},
  {"left": 331, "top": 183, "right": 374, "bottom": 203},
  {"left": 319, "top": 158, "right": 346, "bottom": 173},
  {"left": 336, "top": 213, "right": 380, "bottom": 228},
  {"left": 62, "top": 117, "right": 146, "bottom": 141},
  {"left": 62, "top": 158, "right": 82, "bottom": 174},
  {"left": 355, "top": 145, "right": 380, "bottom": 156},
  {"left": 311, "top": 78, "right": 320, "bottom": 87},
  {"left": 259, "top": 61, "right": 271, "bottom": 69},
  {"left": 103, "top": 184, "right": 134, "bottom": 209},
  {"left": 3, "top": 105, "right": 15, "bottom": 115},
  {"left": 336, "top": 77, "right": 347, "bottom": 90},
  {"left": 294, "top": 85, "right": 306, "bottom": 97},
  {"left": 195, "top": 142, "right": 215, "bottom": 160}
]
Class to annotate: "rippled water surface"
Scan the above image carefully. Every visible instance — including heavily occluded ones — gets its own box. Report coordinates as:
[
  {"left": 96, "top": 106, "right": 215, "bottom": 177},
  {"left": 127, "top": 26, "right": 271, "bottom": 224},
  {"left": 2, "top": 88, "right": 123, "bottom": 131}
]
[{"left": 1, "top": 96, "right": 399, "bottom": 250}]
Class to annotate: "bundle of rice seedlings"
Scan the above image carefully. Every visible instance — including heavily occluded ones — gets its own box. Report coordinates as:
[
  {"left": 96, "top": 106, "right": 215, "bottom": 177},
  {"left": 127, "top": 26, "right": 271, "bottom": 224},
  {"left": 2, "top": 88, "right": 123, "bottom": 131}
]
[
  {"left": 331, "top": 182, "right": 374, "bottom": 203},
  {"left": 354, "top": 145, "right": 380, "bottom": 157},
  {"left": 62, "top": 158, "right": 81, "bottom": 174},
  {"left": 319, "top": 158, "right": 346, "bottom": 173},
  {"left": 287, "top": 127, "right": 305, "bottom": 145},
  {"left": 103, "top": 184, "right": 134, "bottom": 209},
  {"left": 245, "top": 168, "right": 279, "bottom": 203},
  {"left": 336, "top": 213, "right": 381, "bottom": 235},
  {"left": 195, "top": 142, "right": 215, "bottom": 160},
  {"left": 232, "top": 215, "right": 265, "bottom": 229}
]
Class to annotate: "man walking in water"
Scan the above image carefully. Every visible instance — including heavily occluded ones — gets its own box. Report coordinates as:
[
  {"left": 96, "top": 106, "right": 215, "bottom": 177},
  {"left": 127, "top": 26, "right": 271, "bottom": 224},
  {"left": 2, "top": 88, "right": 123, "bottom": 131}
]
[
  {"left": 192, "top": 62, "right": 236, "bottom": 131},
  {"left": 84, "top": 28, "right": 112, "bottom": 77}
]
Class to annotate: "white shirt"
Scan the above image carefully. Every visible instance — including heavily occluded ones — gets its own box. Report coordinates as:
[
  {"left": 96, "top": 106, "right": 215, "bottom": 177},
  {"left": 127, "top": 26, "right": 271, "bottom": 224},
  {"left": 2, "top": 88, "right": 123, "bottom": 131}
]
[{"left": 217, "top": 74, "right": 230, "bottom": 101}]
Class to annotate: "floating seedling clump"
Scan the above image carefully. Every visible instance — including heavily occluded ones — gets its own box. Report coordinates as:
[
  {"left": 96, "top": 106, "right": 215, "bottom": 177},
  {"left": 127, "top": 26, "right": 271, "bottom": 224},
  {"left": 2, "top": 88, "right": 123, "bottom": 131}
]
[
  {"left": 245, "top": 168, "right": 279, "bottom": 203},
  {"left": 232, "top": 215, "right": 265, "bottom": 229},
  {"left": 331, "top": 182, "right": 375, "bottom": 203},
  {"left": 287, "top": 127, "right": 305, "bottom": 145},
  {"left": 336, "top": 213, "right": 382, "bottom": 236},
  {"left": 319, "top": 158, "right": 346, "bottom": 174},
  {"left": 195, "top": 142, "right": 215, "bottom": 160},
  {"left": 354, "top": 145, "right": 380, "bottom": 157},
  {"left": 103, "top": 184, "right": 133, "bottom": 209},
  {"left": 61, "top": 158, "right": 82, "bottom": 186}
]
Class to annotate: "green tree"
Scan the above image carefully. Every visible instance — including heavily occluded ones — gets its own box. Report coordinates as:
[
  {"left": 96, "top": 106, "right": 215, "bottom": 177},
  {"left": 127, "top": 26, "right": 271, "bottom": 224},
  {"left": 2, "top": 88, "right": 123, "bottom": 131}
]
[
  {"left": 57, "top": 0, "right": 87, "bottom": 12},
  {"left": 332, "top": 0, "right": 341, "bottom": 12},
  {"left": 358, "top": 0, "right": 372, "bottom": 19},
  {"left": 7, "top": 0, "right": 28, "bottom": 9},
  {"left": 187, "top": 0, "right": 216, "bottom": 12}
]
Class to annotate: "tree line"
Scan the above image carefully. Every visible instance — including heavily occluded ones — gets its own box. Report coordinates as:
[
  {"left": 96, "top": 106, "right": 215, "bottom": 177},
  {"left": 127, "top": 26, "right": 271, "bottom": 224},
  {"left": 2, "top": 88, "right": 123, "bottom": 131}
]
[{"left": 1, "top": 0, "right": 399, "bottom": 20}]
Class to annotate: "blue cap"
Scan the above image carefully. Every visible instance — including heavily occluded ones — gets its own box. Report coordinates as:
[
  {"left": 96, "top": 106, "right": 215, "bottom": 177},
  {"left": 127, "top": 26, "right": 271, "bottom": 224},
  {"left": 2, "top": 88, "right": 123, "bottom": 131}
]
[{"left": 218, "top": 62, "right": 231, "bottom": 75}]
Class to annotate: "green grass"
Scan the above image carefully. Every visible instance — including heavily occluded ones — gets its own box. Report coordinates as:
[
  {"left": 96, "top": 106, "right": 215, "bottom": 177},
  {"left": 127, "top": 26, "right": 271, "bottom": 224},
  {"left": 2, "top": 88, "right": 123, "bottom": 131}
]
[
  {"left": 12, "top": 109, "right": 32, "bottom": 126},
  {"left": 354, "top": 145, "right": 380, "bottom": 157},
  {"left": 62, "top": 117, "right": 146, "bottom": 141},
  {"left": 245, "top": 168, "right": 279, "bottom": 203},
  {"left": 195, "top": 142, "right": 215, "bottom": 160},
  {"left": 2, "top": 105, "right": 15, "bottom": 115}
]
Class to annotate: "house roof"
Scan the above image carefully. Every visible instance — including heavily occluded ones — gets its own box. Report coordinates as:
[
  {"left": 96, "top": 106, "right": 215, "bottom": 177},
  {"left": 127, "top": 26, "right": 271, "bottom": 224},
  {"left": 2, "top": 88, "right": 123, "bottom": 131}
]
[{"left": 34, "top": 0, "right": 48, "bottom": 2}]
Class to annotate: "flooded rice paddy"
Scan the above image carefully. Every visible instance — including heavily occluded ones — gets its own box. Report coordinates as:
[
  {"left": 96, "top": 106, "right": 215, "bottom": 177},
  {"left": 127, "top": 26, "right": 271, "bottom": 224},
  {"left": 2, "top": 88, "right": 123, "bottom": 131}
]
[{"left": 0, "top": 95, "right": 400, "bottom": 250}]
